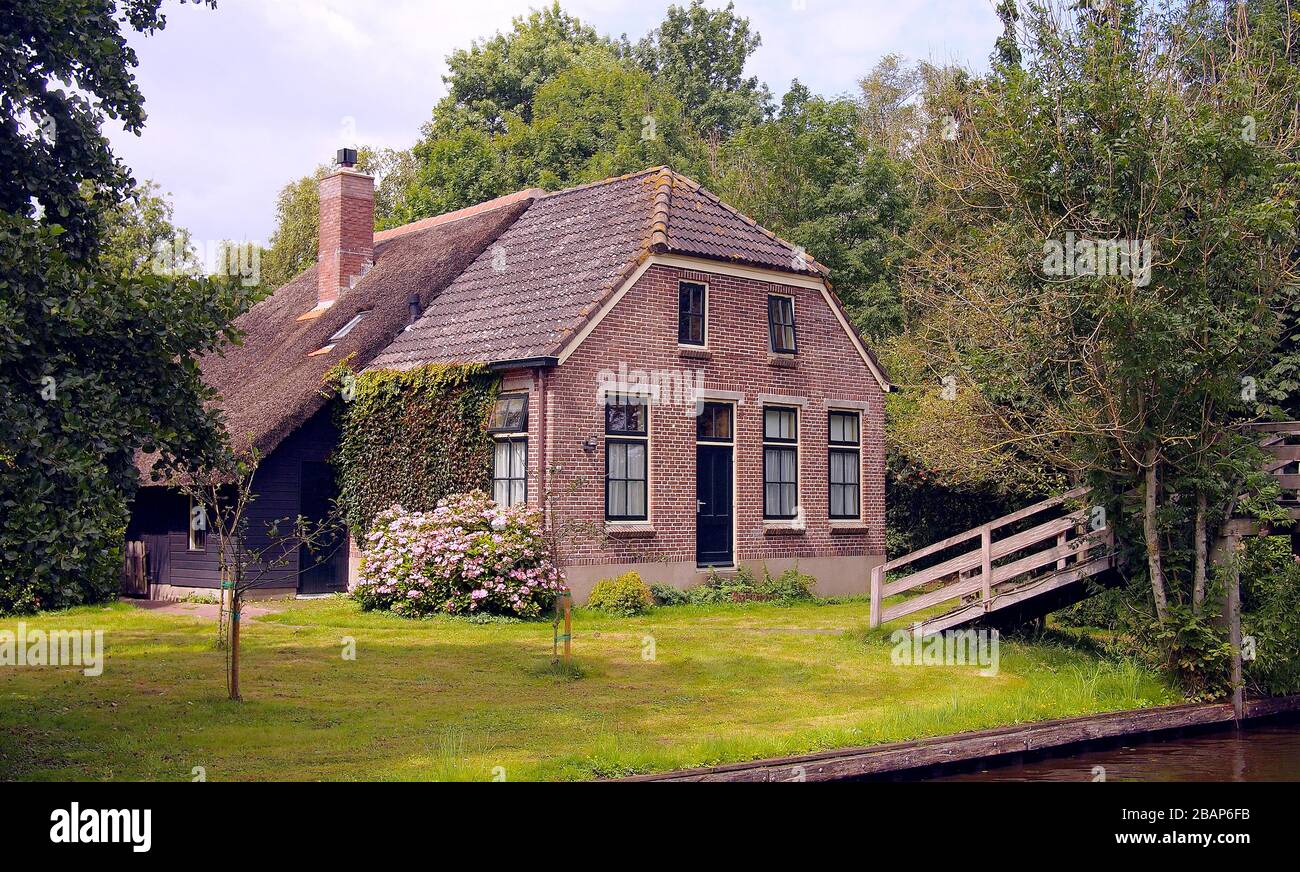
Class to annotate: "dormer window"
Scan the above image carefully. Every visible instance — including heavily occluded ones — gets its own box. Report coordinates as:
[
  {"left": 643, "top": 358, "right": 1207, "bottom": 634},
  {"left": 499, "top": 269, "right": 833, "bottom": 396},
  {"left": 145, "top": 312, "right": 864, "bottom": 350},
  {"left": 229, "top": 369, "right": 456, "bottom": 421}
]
[{"left": 768, "top": 295, "right": 797, "bottom": 354}]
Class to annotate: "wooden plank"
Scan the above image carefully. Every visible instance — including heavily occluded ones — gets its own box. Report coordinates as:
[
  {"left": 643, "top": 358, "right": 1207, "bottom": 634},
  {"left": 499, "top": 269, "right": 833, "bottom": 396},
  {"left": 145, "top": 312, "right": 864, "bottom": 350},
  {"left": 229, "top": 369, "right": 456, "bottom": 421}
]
[
  {"left": 883, "top": 512, "right": 1090, "bottom": 598},
  {"left": 879, "top": 526, "right": 983, "bottom": 573},
  {"left": 990, "top": 513, "right": 1084, "bottom": 560},
  {"left": 881, "top": 574, "right": 985, "bottom": 624},
  {"left": 980, "top": 527, "right": 992, "bottom": 608},
  {"left": 984, "top": 485, "right": 1090, "bottom": 533},
  {"left": 621, "top": 695, "right": 1300, "bottom": 782},
  {"left": 1241, "top": 421, "right": 1300, "bottom": 433},
  {"left": 988, "top": 532, "right": 1109, "bottom": 587},
  {"left": 1266, "top": 444, "right": 1300, "bottom": 462},
  {"left": 879, "top": 486, "right": 1090, "bottom": 572},
  {"left": 869, "top": 565, "right": 883, "bottom": 628},
  {"left": 882, "top": 547, "right": 982, "bottom": 596},
  {"left": 982, "top": 555, "right": 1113, "bottom": 612},
  {"left": 1275, "top": 474, "right": 1300, "bottom": 490}
]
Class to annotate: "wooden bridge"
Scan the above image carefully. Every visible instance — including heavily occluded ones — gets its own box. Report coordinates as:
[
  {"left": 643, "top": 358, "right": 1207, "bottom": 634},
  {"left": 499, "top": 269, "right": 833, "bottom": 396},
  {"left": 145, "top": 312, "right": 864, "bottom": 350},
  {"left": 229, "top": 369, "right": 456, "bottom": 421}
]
[
  {"left": 869, "top": 487, "right": 1118, "bottom": 636},
  {"left": 870, "top": 421, "right": 1300, "bottom": 637}
]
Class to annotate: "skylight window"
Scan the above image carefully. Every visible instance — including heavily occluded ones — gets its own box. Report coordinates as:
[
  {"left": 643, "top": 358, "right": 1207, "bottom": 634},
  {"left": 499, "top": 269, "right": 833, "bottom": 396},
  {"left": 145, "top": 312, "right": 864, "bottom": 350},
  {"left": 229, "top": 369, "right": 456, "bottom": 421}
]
[{"left": 329, "top": 311, "right": 368, "bottom": 341}]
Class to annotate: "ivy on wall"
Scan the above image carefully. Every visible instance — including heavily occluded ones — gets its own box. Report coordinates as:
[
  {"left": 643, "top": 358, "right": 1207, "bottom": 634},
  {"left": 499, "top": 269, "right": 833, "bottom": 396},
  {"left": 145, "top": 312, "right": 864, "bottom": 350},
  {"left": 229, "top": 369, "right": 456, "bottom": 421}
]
[{"left": 330, "top": 362, "right": 501, "bottom": 539}]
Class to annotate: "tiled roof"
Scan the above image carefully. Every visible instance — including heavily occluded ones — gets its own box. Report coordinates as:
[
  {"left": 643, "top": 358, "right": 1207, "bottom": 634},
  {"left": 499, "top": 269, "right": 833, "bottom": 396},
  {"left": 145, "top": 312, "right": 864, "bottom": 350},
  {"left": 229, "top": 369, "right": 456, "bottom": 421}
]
[{"left": 369, "top": 167, "right": 824, "bottom": 369}]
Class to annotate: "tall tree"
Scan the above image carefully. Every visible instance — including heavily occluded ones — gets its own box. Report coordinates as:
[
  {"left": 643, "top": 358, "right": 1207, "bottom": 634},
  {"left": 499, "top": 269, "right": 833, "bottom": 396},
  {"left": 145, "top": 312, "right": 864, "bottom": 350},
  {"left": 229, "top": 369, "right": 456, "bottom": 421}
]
[
  {"left": 429, "top": 2, "right": 606, "bottom": 137},
  {"left": 894, "top": 0, "right": 1300, "bottom": 622},
  {"left": 0, "top": 0, "right": 253, "bottom": 614},
  {"left": 715, "top": 82, "right": 910, "bottom": 342},
  {"left": 261, "top": 146, "right": 411, "bottom": 290},
  {"left": 630, "top": 0, "right": 771, "bottom": 139}
]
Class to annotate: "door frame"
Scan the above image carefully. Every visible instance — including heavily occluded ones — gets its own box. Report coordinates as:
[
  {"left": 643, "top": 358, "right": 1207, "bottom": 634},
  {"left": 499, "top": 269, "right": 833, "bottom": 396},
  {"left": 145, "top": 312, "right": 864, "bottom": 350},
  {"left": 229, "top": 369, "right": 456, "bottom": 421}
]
[
  {"left": 297, "top": 460, "right": 346, "bottom": 594},
  {"left": 696, "top": 400, "right": 738, "bottom": 569}
]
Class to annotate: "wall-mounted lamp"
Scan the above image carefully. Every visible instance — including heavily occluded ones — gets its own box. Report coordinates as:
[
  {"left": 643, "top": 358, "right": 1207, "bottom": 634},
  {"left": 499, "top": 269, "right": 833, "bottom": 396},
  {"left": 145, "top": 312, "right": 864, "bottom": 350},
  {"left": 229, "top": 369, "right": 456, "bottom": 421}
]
[{"left": 582, "top": 436, "right": 598, "bottom": 452}]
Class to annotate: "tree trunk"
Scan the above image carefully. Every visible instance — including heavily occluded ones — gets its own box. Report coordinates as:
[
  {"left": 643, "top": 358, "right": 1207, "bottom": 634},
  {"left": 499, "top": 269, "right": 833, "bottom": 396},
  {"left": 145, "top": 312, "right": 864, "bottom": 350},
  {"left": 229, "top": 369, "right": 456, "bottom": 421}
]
[
  {"left": 1143, "top": 447, "right": 1169, "bottom": 622},
  {"left": 229, "top": 592, "right": 242, "bottom": 702},
  {"left": 1192, "top": 490, "right": 1207, "bottom": 613}
]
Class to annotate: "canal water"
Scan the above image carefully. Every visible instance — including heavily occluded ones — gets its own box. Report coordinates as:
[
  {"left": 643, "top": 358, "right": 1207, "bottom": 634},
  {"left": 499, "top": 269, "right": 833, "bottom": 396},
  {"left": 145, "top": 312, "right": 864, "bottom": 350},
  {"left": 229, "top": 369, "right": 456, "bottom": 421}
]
[{"left": 924, "top": 717, "right": 1300, "bottom": 781}]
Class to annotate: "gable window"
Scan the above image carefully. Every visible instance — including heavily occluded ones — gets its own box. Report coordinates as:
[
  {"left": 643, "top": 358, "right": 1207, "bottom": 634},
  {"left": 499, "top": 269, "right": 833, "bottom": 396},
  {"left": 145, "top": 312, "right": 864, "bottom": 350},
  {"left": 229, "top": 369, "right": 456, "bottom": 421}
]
[
  {"left": 188, "top": 496, "right": 207, "bottom": 551},
  {"left": 768, "top": 295, "right": 797, "bottom": 354},
  {"left": 828, "top": 411, "right": 861, "bottom": 519},
  {"left": 763, "top": 406, "right": 798, "bottom": 519},
  {"left": 678, "top": 280, "right": 707, "bottom": 346},
  {"left": 605, "top": 393, "right": 648, "bottom": 520},
  {"left": 489, "top": 393, "right": 528, "bottom": 506}
]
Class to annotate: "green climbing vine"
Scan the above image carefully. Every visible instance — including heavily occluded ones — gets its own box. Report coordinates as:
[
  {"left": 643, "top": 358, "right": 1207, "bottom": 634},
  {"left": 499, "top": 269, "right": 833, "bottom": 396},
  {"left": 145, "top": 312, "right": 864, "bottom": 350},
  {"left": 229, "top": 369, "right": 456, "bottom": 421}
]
[{"left": 328, "top": 361, "right": 501, "bottom": 539}]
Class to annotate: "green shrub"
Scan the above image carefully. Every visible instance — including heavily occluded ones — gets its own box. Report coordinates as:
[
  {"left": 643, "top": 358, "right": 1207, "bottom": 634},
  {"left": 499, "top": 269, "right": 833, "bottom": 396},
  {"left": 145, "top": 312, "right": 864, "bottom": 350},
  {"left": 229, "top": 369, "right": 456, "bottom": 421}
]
[
  {"left": 587, "top": 572, "right": 654, "bottom": 616},
  {"left": 759, "top": 567, "right": 817, "bottom": 601},
  {"left": 687, "top": 566, "right": 757, "bottom": 604},
  {"left": 649, "top": 582, "right": 688, "bottom": 606},
  {"left": 685, "top": 566, "right": 818, "bottom": 605}
]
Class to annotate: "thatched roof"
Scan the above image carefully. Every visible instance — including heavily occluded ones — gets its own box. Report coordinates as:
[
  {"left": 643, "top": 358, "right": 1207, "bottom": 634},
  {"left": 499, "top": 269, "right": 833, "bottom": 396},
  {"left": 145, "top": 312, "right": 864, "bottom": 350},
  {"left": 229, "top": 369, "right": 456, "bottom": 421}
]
[{"left": 136, "top": 192, "right": 534, "bottom": 480}]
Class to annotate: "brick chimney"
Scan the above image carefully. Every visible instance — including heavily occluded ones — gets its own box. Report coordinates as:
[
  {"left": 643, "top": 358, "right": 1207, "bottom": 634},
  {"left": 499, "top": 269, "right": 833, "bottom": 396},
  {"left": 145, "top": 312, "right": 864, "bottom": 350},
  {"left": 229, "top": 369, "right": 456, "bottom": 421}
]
[{"left": 317, "top": 148, "right": 374, "bottom": 307}]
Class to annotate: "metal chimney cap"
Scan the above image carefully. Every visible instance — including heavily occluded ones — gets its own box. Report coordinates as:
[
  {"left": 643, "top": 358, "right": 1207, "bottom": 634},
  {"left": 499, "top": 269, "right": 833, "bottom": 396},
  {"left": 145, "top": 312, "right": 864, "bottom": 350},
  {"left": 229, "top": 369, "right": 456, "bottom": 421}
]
[{"left": 335, "top": 147, "right": 358, "bottom": 168}]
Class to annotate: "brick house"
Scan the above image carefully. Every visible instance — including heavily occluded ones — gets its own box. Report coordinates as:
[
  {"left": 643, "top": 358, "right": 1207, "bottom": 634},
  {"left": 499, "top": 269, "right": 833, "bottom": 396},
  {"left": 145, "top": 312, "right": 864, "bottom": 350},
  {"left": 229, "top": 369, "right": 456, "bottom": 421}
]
[{"left": 127, "top": 154, "right": 890, "bottom": 601}]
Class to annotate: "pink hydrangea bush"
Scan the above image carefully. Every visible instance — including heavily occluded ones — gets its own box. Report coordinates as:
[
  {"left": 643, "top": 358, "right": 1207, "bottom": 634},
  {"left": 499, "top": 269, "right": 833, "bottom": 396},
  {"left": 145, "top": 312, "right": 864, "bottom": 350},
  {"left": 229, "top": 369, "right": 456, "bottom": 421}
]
[{"left": 352, "top": 491, "right": 566, "bottom": 618}]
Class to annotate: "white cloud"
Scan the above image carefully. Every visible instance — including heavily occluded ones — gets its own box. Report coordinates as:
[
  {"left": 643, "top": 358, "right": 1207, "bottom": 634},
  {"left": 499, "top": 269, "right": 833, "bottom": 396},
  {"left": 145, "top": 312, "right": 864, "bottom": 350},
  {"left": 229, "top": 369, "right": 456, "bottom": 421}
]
[{"left": 105, "top": 0, "right": 998, "bottom": 248}]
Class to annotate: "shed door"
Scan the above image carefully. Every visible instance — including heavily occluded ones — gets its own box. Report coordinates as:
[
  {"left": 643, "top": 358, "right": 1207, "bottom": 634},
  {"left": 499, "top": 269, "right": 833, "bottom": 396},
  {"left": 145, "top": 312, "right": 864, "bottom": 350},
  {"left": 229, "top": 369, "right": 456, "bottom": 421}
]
[{"left": 298, "top": 461, "right": 346, "bottom": 594}]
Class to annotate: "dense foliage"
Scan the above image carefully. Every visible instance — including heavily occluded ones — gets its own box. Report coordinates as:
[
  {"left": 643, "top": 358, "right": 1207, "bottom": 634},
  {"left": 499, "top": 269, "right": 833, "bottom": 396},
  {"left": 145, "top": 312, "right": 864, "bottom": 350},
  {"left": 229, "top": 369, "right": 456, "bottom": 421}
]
[
  {"left": 332, "top": 364, "right": 501, "bottom": 539},
  {"left": 352, "top": 494, "right": 566, "bottom": 618},
  {"left": 586, "top": 571, "right": 654, "bottom": 616},
  {"left": 0, "top": 0, "right": 254, "bottom": 614},
  {"left": 891, "top": 0, "right": 1300, "bottom": 639},
  {"left": 688, "top": 566, "right": 817, "bottom": 605}
]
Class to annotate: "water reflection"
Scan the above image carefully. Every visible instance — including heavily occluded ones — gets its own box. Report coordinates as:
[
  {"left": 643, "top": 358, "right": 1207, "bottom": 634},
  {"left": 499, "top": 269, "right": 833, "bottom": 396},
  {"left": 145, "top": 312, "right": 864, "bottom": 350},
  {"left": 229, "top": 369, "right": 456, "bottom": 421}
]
[{"left": 926, "top": 720, "right": 1300, "bottom": 782}]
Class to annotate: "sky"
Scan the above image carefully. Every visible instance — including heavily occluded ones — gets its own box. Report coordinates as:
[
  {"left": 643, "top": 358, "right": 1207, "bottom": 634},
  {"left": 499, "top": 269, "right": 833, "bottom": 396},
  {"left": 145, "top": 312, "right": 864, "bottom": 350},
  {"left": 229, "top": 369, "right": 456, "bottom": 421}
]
[{"left": 105, "top": 0, "right": 1001, "bottom": 249}]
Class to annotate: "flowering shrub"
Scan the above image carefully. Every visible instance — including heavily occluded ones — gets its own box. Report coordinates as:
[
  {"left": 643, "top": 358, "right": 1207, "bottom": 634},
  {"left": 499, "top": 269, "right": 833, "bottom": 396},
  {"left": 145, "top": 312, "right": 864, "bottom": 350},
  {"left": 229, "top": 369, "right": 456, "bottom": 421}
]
[{"left": 352, "top": 491, "right": 566, "bottom": 619}]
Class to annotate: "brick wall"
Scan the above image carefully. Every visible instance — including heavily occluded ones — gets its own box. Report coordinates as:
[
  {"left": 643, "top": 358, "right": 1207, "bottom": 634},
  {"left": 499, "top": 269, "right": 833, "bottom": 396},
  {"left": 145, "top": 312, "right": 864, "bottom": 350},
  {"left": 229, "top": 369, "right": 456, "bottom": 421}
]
[
  {"left": 317, "top": 169, "right": 374, "bottom": 306},
  {"left": 535, "top": 262, "right": 886, "bottom": 582}
]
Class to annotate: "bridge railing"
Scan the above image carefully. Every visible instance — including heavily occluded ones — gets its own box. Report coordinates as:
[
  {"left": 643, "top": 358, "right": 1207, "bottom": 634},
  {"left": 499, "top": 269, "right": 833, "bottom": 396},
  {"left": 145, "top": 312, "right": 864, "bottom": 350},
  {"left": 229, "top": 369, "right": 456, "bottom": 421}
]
[
  {"left": 1240, "top": 421, "right": 1300, "bottom": 499},
  {"left": 869, "top": 486, "right": 1113, "bottom": 628}
]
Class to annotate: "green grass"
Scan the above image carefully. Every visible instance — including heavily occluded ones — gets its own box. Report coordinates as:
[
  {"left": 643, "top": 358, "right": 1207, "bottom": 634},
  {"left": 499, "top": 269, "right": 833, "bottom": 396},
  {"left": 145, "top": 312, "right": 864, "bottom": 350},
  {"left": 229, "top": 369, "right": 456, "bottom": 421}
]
[{"left": 0, "top": 597, "right": 1178, "bottom": 781}]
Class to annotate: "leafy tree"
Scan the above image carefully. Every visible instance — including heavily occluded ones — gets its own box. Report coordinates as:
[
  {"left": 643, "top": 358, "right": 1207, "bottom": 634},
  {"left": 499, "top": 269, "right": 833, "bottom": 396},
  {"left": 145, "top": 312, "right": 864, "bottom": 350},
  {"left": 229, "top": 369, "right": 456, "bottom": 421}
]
[
  {"left": 98, "top": 180, "right": 195, "bottom": 279},
  {"left": 260, "top": 146, "right": 411, "bottom": 289},
  {"left": 894, "top": 0, "right": 1300, "bottom": 626},
  {"left": 429, "top": 2, "right": 606, "bottom": 136},
  {"left": 715, "top": 82, "right": 910, "bottom": 341},
  {"left": 629, "top": 0, "right": 771, "bottom": 139},
  {"left": 0, "top": 0, "right": 254, "bottom": 614},
  {"left": 499, "top": 53, "right": 707, "bottom": 191}
]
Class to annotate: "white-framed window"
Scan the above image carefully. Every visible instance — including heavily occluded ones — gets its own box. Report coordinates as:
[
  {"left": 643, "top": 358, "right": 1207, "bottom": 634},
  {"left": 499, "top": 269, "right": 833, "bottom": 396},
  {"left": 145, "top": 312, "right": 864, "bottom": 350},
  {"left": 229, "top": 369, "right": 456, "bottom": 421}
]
[
  {"left": 488, "top": 392, "right": 529, "bottom": 507},
  {"left": 493, "top": 439, "right": 528, "bottom": 506},
  {"left": 828, "top": 410, "right": 861, "bottom": 519},
  {"left": 605, "top": 392, "right": 649, "bottom": 521},
  {"left": 763, "top": 405, "right": 798, "bottom": 519},
  {"left": 329, "top": 311, "right": 368, "bottom": 341},
  {"left": 188, "top": 496, "right": 208, "bottom": 551}
]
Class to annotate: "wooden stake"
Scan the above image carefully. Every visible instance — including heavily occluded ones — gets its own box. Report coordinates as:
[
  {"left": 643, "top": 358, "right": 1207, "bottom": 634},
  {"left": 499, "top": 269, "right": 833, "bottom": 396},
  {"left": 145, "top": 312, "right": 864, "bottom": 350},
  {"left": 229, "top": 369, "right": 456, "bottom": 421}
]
[
  {"left": 980, "top": 526, "right": 992, "bottom": 610},
  {"left": 1227, "top": 536, "right": 1244, "bottom": 721}
]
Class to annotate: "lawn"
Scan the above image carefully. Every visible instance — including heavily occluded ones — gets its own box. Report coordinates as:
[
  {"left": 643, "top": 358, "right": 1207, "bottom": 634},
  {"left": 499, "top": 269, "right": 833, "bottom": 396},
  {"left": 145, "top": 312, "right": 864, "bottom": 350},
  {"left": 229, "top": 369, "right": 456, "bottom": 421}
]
[{"left": 0, "top": 597, "right": 1178, "bottom": 781}]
